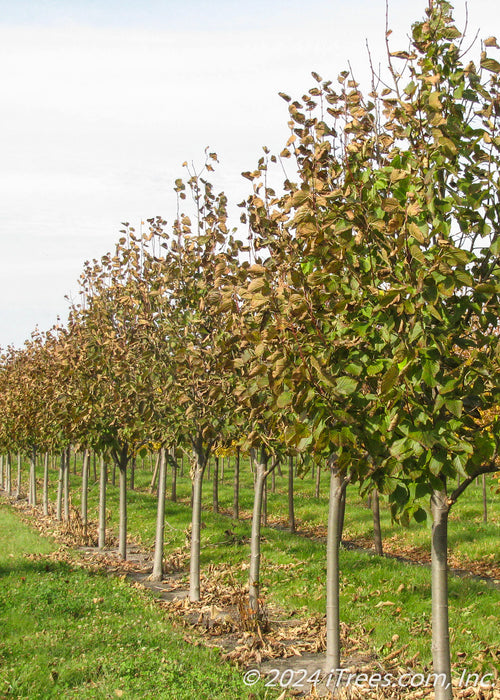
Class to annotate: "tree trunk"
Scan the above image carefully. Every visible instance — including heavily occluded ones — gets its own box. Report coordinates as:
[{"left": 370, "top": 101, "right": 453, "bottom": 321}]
[
  {"left": 170, "top": 448, "right": 177, "bottom": 502},
  {"left": 482, "top": 474, "right": 487, "bottom": 524},
  {"left": 16, "top": 452, "right": 22, "bottom": 498},
  {"left": 431, "top": 486, "right": 453, "bottom": 700},
  {"left": 98, "top": 454, "right": 107, "bottom": 549},
  {"left": 315, "top": 464, "right": 321, "bottom": 498},
  {"left": 149, "top": 451, "right": 161, "bottom": 494},
  {"left": 43, "top": 453, "right": 49, "bottom": 516},
  {"left": 92, "top": 451, "right": 97, "bottom": 481},
  {"left": 118, "top": 455, "right": 128, "bottom": 560},
  {"left": 56, "top": 451, "right": 64, "bottom": 521},
  {"left": 0, "top": 455, "right": 3, "bottom": 490},
  {"left": 325, "top": 461, "right": 348, "bottom": 672},
  {"left": 6, "top": 453, "right": 12, "bottom": 496},
  {"left": 371, "top": 489, "right": 383, "bottom": 555},
  {"left": 130, "top": 455, "right": 136, "bottom": 490},
  {"left": 288, "top": 453, "right": 295, "bottom": 533},
  {"left": 151, "top": 448, "right": 167, "bottom": 581},
  {"left": 233, "top": 447, "right": 240, "bottom": 519},
  {"left": 213, "top": 455, "right": 219, "bottom": 513},
  {"left": 29, "top": 447, "right": 37, "bottom": 507},
  {"left": 81, "top": 449, "right": 89, "bottom": 538},
  {"left": 249, "top": 447, "right": 267, "bottom": 615},
  {"left": 63, "top": 446, "right": 70, "bottom": 521},
  {"left": 261, "top": 473, "right": 268, "bottom": 526},
  {"left": 189, "top": 438, "right": 207, "bottom": 602},
  {"left": 337, "top": 487, "right": 346, "bottom": 546}
]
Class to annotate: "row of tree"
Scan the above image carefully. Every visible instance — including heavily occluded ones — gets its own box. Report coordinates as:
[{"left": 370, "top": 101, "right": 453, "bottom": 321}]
[{"left": 1, "top": 3, "right": 499, "bottom": 697}]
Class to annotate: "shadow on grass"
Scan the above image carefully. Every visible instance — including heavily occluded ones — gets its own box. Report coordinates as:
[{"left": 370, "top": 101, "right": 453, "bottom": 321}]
[{"left": 0, "top": 557, "right": 72, "bottom": 578}]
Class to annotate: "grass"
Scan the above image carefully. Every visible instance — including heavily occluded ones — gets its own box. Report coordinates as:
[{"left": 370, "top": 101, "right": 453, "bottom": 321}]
[
  {"left": 0, "top": 502, "right": 273, "bottom": 700},
  {"left": 6, "top": 453, "right": 500, "bottom": 680}
]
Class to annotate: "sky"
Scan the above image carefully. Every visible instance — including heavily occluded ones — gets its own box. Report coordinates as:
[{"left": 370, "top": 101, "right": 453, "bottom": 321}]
[{"left": 1, "top": 0, "right": 499, "bottom": 348}]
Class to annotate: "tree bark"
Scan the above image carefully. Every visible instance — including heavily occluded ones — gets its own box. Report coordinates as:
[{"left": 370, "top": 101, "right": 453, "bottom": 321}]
[
  {"left": 213, "top": 455, "right": 219, "bottom": 513},
  {"left": 371, "top": 489, "right": 383, "bottom": 555},
  {"left": 315, "top": 464, "right": 321, "bottom": 498},
  {"left": 16, "top": 452, "right": 22, "bottom": 498},
  {"left": 118, "top": 455, "right": 128, "bottom": 560},
  {"left": 56, "top": 451, "right": 64, "bottom": 521},
  {"left": 482, "top": 474, "right": 487, "bottom": 524},
  {"left": 233, "top": 447, "right": 240, "bottom": 519},
  {"left": 151, "top": 448, "right": 167, "bottom": 581},
  {"left": 288, "top": 453, "right": 295, "bottom": 533},
  {"left": 6, "top": 453, "right": 12, "bottom": 496},
  {"left": 29, "top": 447, "right": 37, "bottom": 507},
  {"left": 170, "top": 448, "right": 177, "bottom": 502},
  {"left": 337, "top": 487, "right": 346, "bottom": 547},
  {"left": 431, "top": 485, "right": 453, "bottom": 700},
  {"left": 261, "top": 473, "right": 268, "bottom": 526},
  {"left": 189, "top": 438, "right": 207, "bottom": 602},
  {"left": 249, "top": 446, "right": 267, "bottom": 615},
  {"left": 98, "top": 454, "right": 107, "bottom": 549},
  {"left": 42, "top": 453, "right": 49, "bottom": 516},
  {"left": 63, "top": 446, "right": 70, "bottom": 521},
  {"left": 130, "top": 455, "right": 136, "bottom": 490},
  {"left": 81, "top": 449, "right": 89, "bottom": 538},
  {"left": 149, "top": 451, "right": 161, "bottom": 494},
  {"left": 325, "top": 461, "right": 348, "bottom": 672}
]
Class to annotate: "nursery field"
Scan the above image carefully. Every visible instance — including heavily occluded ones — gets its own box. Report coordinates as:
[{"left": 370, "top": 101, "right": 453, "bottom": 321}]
[
  {"left": 1, "top": 453, "right": 497, "bottom": 699},
  {"left": 0, "top": 502, "right": 272, "bottom": 700}
]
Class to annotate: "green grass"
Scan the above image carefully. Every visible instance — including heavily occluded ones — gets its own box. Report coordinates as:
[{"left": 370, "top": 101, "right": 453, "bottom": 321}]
[
  {"left": 9, "top": 454, "right": 500, "bottom": 677},
  {"left": 0, "top": 502, "right": 272, "bottom": 700}
]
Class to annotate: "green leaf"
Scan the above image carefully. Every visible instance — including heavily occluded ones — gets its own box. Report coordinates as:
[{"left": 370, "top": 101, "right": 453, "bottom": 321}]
[
  {"left": 335, "top": 376, "right": 358, "bottom": 396},
  {"left": 276, "top": 390, "right": 293, "bottom": 408},
  {"left": 445, "top": 398, "right": 463, "bottom": 418},
  {"left": 480, "top": 56, "right": 500, "bottom": 73},
  {"left": 381, "top": 364, "right": 399, "bottom": 394}
]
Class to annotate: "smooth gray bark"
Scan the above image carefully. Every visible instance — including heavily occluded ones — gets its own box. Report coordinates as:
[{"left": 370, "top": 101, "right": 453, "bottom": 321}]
[
  {"left": 151, "top": 448, "right": 167, "bottom": 581},
  {"left": 98, "top": 454, "right": 107, "bottom": 549},
  {"left": 16, "top": 452, "right": 22, "bottom": 498},
  {"left": 315, "top": 464, "right": 321, "bottom": 498},
  {"left": 249, "top": 446, "right": 276, "bottom": 615},
  {"left": 170, "top": 448, "right": 177, "bottom": 502},
  {"left": 371, "top": 489, "right": 383, "bottom": 555},
  {"left": 288, "top": 454, "right": 295, "bottom": 533},
  {"left": 149, "top": 451, "right": 161, "bottom": 494},
  {"left": 56, "top": 451, "right": 64, "bottom": 521},
  {"left": 189, "top": 439, "right": 207, "bottom": 601},
  {"left": 6, "top": 453, "right": 12, "bottom": 495},
  {"left": 119, "top": 462, "right": 127, "bottom": 560},
  {"left": 63, "top": 446, "right": 70, "bottom": 521},
  {"left": 325, "top": 462, "right": 348, "bottom": 672},
  {"left": 29, "top": 448, "right": 37, "bottom": 506},
  {"left": 431, "top": 487, "right": 453, "bottom": 700},
  {"left": 42, "top": 453, "right": 49, "bottom": 516},
  {"left": 130, "top": 455, "right": 136, "bottom": 490},
  {"left": 482, "top": 473, "right": 487, "bottom": 524},
  {"left": 233, "top": 447, "right": 240, "bottom": 519},
  {"left": 249, "top": 450, "right": 267, "bottom": 614},
  {"left": 212, "top": 456, "right": 219, "bottom": 513},
  {"left": 81, "top": 449, "right": 89, "bottom": 537}
]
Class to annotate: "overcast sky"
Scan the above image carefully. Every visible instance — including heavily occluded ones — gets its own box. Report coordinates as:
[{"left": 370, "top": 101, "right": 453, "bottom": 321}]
[{"left": 1, "top": 0, "right": 499, "bottom": 348}]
